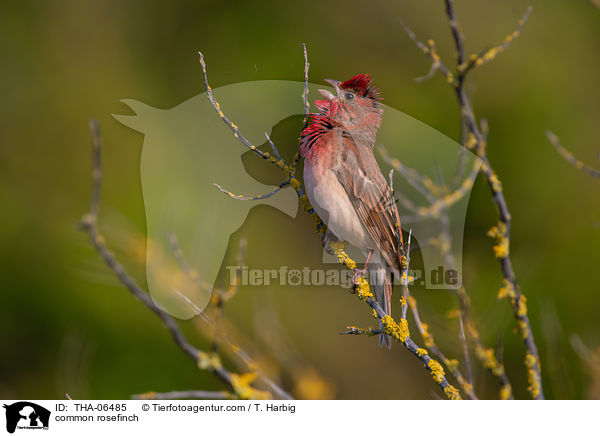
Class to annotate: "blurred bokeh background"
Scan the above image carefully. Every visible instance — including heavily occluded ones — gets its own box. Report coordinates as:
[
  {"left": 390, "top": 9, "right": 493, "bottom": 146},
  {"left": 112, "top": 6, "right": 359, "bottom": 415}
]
[{"left": 1, "top": 0, "right": 599, "bottom": 400}]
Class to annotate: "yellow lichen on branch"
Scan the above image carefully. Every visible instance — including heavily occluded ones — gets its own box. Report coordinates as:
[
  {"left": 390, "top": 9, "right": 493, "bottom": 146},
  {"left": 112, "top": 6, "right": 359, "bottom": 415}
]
[
  {"left": 329, "top": 237, "right": 460, "bottom": 399},
  {"left": 345, "top": 326, "right": 379, "bottom": 336},
  {"left": 420, "top": 323, "right": 435, "bottom": 348},
  {"left": 427, "top": 359, "right": 446, "bottom": 384},
  {"left": 473, "top": 346, "right": 505, "bottom": 379},
  {"left": 230, "top": 373, "right": 271, "bottom": 400},
  {"left": 444, "top": 385, "right": 462, "bottom": 400},
  {"left": 197, "top": 351, "right": 223, "bottom": 371},
  {"left": 525, "top": 353, "right": 541, "bottom": 399},
  {"left": 497, "top": 279, "right": 516, "bottom": 299},
  {"left": 516, "top": 295, "right": 528, "bottom": 317},
  {"left": 328, "top": 241, "right": 374, "bottom": 300},
  {"left": 487, "top": 222, "right": 509, "bottom": 258},
  {"left": 500, "top": 384, "right": 513, "bottom": 400},
  {"left": 444, "top": 359, "right": 459, "bottom": 372},
  {"left": 381, "top": 315, "right": 410, "bottom": 343}
]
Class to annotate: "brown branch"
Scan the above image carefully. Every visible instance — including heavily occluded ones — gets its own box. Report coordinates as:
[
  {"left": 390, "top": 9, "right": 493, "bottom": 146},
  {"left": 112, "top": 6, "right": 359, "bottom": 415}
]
[
  {"left": 445, "top": 0, "right": 466, "bottom": 66},
  {"left": 379, "top": 72, "right": 515, "bottom": 400},
  {"left": 383, "top": 153, "right": 513, "bottom": 398},
  {"left": 401, "top": 232, "right": 478, "bottom": 400},
  {"left": 434, "top": 163, "right": 514, "bottom": 400},
  {"left": 132, "top": 390, "right": 230, "bottom": 400},
  {"left": 166, "top": 233, "right": 293, "bottom": 400},
  {"left": 404, "top": 294, "right": 477, "bottom": 400},
  {"left": 400, "top": 4, "right": 541, "bottom": 398},
  {"left": 441, "top": 2, "right": 543, "bottom": 399},
  {"left": 79, "top": 120, "right": 290, "bottom": 400}
]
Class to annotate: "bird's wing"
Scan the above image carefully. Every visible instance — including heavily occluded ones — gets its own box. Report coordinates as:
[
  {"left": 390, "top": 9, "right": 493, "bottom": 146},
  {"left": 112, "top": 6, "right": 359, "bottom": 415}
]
[{"left": 334, "top": 132, "right": 403, "bottom": 270}]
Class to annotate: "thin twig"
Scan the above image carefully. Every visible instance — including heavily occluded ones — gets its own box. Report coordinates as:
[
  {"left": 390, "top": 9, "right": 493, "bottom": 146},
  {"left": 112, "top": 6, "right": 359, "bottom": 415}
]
[
  {"left": 399, "top": 230, "right": 477, "bottom": 400},
  {"left": 445, "top": 0, "right": 466, "bottom": 66},
  {"left": 442, "top": 2, "right": 543, "bottom": 399},
  {"left": 380, "top": 146, "right": 439, "bottom": 201},
  {"left": 381, "top": 148, "right": 480, "bottom": 219},
  {"left": 198, "top": 52, "right": 269, "bottom": 160},
  {"left": 383, "top": 125, "right": 513, "bottom": 399},
  {"left": 302, "top": 42, "right": 310, "bottom": 129},
  {"left": 458, "top": 314, "right": 474, "bottom": 388},
  {"left": 546, "top": 130, "right": 600, "bottom": 178},
  {"left": 167, "top": 233, "right": 294, "bottom": 400},
  {"left": 401, "top": 4, "right": 540, "bottom": 398},
  {"left": 80, "top": 122, "right": 229, "bottom": 386},
  {"left": 167, "top": 232, "right": 214, "bottom": 292},
  {"left": 265, "top": 132, "right": 284, "bottom": 163},
  {"left": 399, "top": 19, "right": 456, "bottom": 86},
  {"left": 79, "top": 120, "right": 289, "bottom": 400},
  {"left": 404, "top": 293, "right": 478, "bottom": 400},
  {"left": 457, "top": 7, "right": 533, "bottom": 75},
  {"left": 213, "top": 180, "right": 291, "bottom": 201},
  {"left": 132, "top": 390, "right": 230, "bottom": 400}
]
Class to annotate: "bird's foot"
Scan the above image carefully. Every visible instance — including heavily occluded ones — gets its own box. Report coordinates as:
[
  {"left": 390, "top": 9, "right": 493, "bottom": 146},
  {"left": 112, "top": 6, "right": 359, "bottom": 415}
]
[
  {"left": 350, "top": 249, "right": 373, "bottom": 285},
  {"left": 351, "top": 267, "right": 368, "bottom": 285}
]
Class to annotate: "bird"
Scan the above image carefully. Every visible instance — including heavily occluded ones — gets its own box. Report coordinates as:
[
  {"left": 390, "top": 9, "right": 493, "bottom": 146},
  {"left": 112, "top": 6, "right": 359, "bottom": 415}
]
[{"left": 299, "top": 74, "right": 404, "bottom": 348}]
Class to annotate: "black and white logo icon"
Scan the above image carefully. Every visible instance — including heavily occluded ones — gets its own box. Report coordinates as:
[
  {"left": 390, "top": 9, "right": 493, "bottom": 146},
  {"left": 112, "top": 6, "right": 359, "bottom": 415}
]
[{"left": 3, "top": 402, "right": 50, "bottom": 434}]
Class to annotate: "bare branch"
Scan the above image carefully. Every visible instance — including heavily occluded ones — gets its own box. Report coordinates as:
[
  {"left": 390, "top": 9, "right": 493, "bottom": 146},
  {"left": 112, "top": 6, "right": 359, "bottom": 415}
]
[
  {"left": 442, "top": 1, "right": 543, "bottom": 399},
  {"left": 458, "top": 7, "right": 533, "bottom": 75},
  {"left": 167, "top": 233, "right": 294, "bottom": 400},
  {"left": 198, "top": 51, "right": 269, "bottom": 160},
  {"left": 444, "top": 0, "right": 466, "bottom": 66},
  {"left": 167, "top": 232, "right": 214, "bottom": 292},
  {"left": 379, "top": 145, "right": 439, "bottom": 201},
  {"left": 546, "top": 130, "right": 600, "bottom": 178},
  {"left": 401, "top": 3, "right": 540, "bottom": 398},
  {"left": 213, "top": 180, "right": 291, "bottom": 201},
  {"left": 80, "top": 122, "right": 207, "bottom": 373},
  {"left": 302, "top": 42, "right": 310, "bottom": 129},
  {"left": 399, "top": 19, "right": 457, "bottom": 86},
  {"left": 132, "top": 390, "right": 230, "bottom": 400},
  {"left": 79, "top": 121, "right": 289, "bottom": 400},
  {"left": 265, "top": 132, "right": 284, "bottom": 163},
  {"left": 458, "top": 314, "right": 474, "bottom": 388}
]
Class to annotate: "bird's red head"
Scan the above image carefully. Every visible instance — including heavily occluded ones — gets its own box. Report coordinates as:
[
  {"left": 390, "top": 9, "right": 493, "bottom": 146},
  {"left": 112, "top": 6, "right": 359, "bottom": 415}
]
[
  {"left": 300, "top": 74, "right": 383, "bottom": 157},
  {"left": 338, "top": 74, "right": 382, "bottom": 101},
  {"left": 317, "top": 74, "right": 383, "bottom": 136}
]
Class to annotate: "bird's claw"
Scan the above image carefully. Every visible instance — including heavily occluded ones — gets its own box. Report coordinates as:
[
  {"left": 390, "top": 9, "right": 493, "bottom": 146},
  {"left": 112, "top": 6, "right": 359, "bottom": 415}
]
[{"left": 351, "top": 267, "right": 368, "bottom": 285}]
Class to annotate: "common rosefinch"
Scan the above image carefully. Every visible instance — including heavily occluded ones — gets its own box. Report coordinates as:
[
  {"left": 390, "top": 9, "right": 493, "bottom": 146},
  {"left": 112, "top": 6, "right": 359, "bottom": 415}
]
[{"left": 300, "top": 74, "right": 403, "bottom": 348}]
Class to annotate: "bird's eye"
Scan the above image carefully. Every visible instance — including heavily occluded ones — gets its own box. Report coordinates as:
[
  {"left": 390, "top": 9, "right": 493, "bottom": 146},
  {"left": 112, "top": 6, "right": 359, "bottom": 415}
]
[{"left": 344, "top": 92, "right": 355, "bottom": 100}]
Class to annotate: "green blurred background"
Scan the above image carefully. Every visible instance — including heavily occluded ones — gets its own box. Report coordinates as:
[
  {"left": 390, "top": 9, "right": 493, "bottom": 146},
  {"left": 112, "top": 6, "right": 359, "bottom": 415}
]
[{"left": 1, "top": 0, "right": 599, "bottom": 400}]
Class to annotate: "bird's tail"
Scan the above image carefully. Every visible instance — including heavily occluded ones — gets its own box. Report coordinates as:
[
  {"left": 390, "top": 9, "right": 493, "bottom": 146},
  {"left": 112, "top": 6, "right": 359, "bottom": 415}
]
[{"left": 370, "top": 264, "right": 393, "bottom": 349}]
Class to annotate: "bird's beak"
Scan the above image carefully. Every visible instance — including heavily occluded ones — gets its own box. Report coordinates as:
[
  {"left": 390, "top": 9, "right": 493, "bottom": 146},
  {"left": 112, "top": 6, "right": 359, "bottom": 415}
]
[
  {"left": 324, "top": 79, "right": 341, "bottom": 90},
  {"left": 319, "top": 79, "right": 341, "bottom": 100},
  {"left": 318, "top": 89, "right": 335, "bottom": 100}
]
